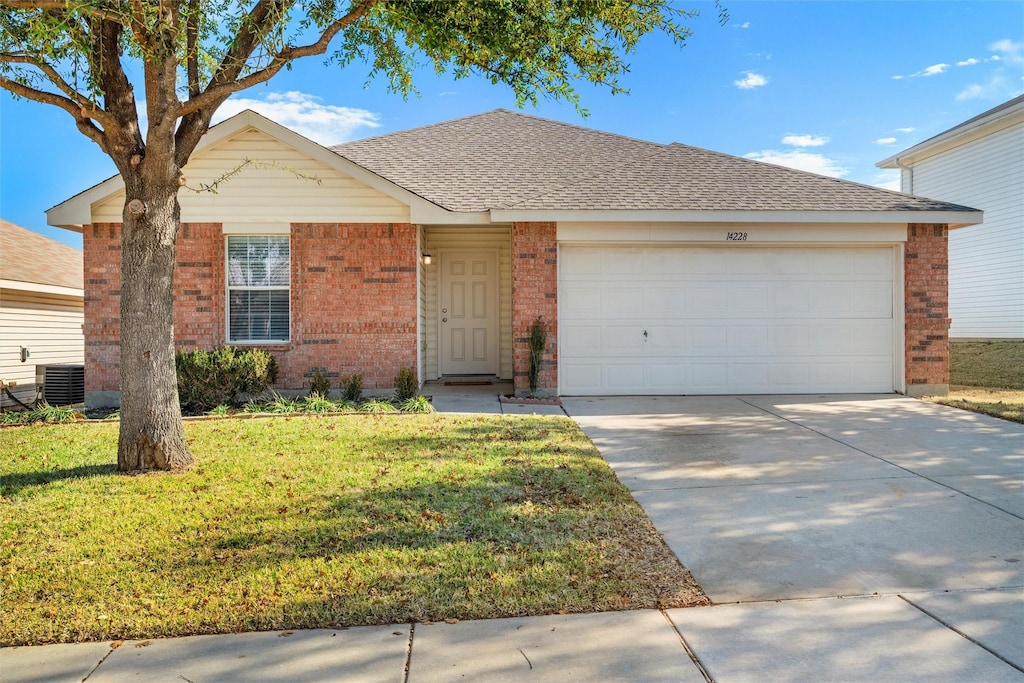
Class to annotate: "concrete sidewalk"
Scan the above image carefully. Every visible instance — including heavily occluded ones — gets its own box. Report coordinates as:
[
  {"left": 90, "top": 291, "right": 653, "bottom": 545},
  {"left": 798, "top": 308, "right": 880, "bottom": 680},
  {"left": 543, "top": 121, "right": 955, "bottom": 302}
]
[{"left": 5, "top": 599, "right": 1023, "bottom": 682}]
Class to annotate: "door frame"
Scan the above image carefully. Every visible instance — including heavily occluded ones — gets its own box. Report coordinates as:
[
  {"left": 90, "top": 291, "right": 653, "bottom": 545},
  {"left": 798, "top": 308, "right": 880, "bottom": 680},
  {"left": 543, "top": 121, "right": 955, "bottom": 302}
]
[{"left": 437, "top": 248, "right": 501, "bottom": 376}]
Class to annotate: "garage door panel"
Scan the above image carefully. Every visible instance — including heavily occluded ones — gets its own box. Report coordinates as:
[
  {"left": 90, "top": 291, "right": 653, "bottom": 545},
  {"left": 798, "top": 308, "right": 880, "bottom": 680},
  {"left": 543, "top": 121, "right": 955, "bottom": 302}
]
[
  {"left": 560, "top": 246, "right": 896, "bottom": 395},
  {"left": 605, "top": 288, "right": 645, "bottom": 317}
]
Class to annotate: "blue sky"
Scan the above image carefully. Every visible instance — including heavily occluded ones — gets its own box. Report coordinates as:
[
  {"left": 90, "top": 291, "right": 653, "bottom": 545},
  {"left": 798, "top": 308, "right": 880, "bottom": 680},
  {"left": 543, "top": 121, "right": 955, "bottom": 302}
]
[{"left": 1, "top": 1, "right": 1021, "bottom": 251}]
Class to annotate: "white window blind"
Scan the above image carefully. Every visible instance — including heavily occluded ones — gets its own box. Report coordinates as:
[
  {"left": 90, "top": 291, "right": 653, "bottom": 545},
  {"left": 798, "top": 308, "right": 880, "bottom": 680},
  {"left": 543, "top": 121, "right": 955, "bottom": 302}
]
[{"left": 227, "top": 235, "right": 290, "bottom": 342}]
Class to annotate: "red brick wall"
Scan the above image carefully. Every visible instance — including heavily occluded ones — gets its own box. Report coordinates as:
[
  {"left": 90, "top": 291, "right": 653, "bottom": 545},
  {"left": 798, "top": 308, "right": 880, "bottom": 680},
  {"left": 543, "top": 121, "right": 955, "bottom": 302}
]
[
  {"left": 289, "top": 223, "right": 418, "bottom": 389},
  {"left": 83, "top": 223, "right": 122, "bottom": 393},
  {"left": 511, "top": 222, "right": 558, "bottom": 395},
  {"left": 905, "top": 223, "right": 949, "bottom": 394},
  {"left": 82, "top": 221, "right": 419, "bottom": 396}
]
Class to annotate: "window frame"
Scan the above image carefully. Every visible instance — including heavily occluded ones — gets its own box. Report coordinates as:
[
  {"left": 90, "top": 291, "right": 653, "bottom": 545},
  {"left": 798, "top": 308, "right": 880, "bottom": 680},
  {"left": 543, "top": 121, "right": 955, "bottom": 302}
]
[{"left": 224, "top": 233, "right": 292, "bottom": 344}]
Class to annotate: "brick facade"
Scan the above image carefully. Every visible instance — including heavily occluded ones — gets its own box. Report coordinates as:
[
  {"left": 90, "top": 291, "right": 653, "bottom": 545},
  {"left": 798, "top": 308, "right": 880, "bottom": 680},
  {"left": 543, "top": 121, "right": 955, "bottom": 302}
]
[
  {"left": 511, "top": 222, "right": 558, "bottom": 396},
  {"left": 904, "top": 223, "right": 950, "bottom": 396},
  {"left": 82, "top": 222, "right": 418, "bottom": 404}
]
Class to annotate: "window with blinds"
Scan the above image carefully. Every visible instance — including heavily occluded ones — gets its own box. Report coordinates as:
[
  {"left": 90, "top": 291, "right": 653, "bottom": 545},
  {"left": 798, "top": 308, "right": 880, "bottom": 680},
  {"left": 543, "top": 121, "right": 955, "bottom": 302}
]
[{"left": 226, "top": 235, "right": 290, "bottom": 343}]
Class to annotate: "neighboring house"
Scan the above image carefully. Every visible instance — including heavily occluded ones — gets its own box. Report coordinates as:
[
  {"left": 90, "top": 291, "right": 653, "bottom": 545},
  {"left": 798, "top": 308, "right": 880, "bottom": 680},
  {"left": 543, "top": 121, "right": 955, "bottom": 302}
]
[
  {"left": 0, "top": 219, "right": 84, "bottom": 407},
  {"left": 878, "top": 95, "right": 1023, "bottom": 340},
  {"left": 47, "top": 109, "right": 981, "bottom": 408}
]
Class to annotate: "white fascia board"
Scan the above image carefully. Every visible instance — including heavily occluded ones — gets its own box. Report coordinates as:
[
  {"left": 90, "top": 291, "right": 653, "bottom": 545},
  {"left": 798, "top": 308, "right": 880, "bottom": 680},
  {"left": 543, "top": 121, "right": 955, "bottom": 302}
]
[
  {"left": 46, "top": 109, "right": 480, "bottom": 229},
  {"left": 490, "top": 209, "right": 984, "bottom": 226},
  {"left": 0, "top": 279, "right": 84, "bottom": 298},
  {"left": 877, "top": 106, "right": 1024, "bottom": 168}
]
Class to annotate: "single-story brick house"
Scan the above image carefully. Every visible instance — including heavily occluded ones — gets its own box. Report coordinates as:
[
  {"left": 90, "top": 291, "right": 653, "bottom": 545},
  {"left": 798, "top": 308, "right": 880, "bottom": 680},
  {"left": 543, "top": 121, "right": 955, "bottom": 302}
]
[{"left": 47, "top": 109, "right": 981, "bottom": 408}]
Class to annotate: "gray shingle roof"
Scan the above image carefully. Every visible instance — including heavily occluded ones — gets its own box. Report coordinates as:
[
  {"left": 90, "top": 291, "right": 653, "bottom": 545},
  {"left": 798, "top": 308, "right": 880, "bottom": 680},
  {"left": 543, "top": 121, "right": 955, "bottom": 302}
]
[
  {"left": 0, "top": 219, "right": 83, "bottom": 290},
  {"left": 333, "top": 109, "right": 977, "bottom": 214}
]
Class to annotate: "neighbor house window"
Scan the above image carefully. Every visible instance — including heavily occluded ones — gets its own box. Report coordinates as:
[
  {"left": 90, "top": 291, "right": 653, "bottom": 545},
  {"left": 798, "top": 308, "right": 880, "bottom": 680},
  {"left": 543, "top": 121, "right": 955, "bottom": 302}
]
[{"left": 227, "top": 235, "right": 290, "bottom": 343}]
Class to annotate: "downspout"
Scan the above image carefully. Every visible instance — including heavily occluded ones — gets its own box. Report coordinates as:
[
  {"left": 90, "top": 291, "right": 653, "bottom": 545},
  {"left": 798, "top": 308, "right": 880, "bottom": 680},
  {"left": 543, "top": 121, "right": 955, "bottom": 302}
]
[{"left": 893, "top": 157, "right": 913, "bottom": 195}]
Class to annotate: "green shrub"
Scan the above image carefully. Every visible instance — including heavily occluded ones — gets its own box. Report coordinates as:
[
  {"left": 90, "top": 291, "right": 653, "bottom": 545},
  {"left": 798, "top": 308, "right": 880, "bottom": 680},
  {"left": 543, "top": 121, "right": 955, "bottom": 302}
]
[
  {"left": 206, "top": 405, "right": 232, "bottom": 416},
  {"left": 340, "top": 373, "right": 363, "bottom": 403},
  {"left": 393, "top": 367, "right": 419, "bottom": 402},
  {"left": 359, "top": 399, "right": 398, "bottom": 413},
  {"left": 263, "top": 393, "right": 302, "bottom": 414},
  {"left": 176, "top": 346, "right": 278, "bottom": 411},
  {"left": 399, "top": 396, "right": 435, "bottom": 413},
  {"left": 309, "top": 369, "right": 331, "bottom": 397},
  {"left": 302, "top": 393, "right": 337, "bottom": 413},
  {"left": 528, "top": 317, "right": 547, "bottom": 396}
]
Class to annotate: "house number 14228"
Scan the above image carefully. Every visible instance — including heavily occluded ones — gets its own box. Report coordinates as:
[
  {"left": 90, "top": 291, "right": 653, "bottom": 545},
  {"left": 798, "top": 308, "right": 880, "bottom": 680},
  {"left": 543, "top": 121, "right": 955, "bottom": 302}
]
[{"left": 726, "top": 232, "right": 748, "bottom": 241}]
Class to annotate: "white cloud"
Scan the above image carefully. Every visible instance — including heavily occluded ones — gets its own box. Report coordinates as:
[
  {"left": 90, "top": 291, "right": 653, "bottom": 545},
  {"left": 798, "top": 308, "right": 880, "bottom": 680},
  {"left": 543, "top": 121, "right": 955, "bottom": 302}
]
[
  {"left": 873, "top": 170, "right": 902, "bottom": 192},
  {"left": 213, "top": 91, "right": 380, "bottom": 145},
  {"left": 876, "top": 137, "right": 897, "bottom": 145},
  {"left": 956, "top": 83, "right": 986, "bottom": 100},
  {"left": 896, "top": 127, "right": 916, "bottom": 133},
  {"left": 892, "top": 62, "right": 950, "bottom": 80},
  {"left": 990, "top": 38, "right": 1023, "bottom": 65},
  {"left": 736, "top": 21, "right": 751, "bottom": 29},
  {"left": 956, "top": 57, "right": 981, "bottom": 67},
  {"left": 734, "top": 71, "right": 768, "bottom": 89},
  {"left": 744, "top": 150, "right": 849, "bottom": 178},
  {"left": 781, "top": 133, "right": 828, "bottom": 147}
]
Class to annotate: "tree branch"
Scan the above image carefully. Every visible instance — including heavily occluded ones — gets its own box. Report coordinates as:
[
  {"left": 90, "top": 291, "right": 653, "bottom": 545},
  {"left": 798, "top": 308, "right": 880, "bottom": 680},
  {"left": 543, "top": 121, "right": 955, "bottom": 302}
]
[
  {"left": 0, "top": 74, "right": 106, "bottom": 150},
  {"left": 0, "top": 0, "right": 123, "bottom": 23},
  {"left": 177, "top": 0, "right": 376, "bottom": 120},
  {"left": 0, "top": 51, "right": 113, "bottom": 127}
]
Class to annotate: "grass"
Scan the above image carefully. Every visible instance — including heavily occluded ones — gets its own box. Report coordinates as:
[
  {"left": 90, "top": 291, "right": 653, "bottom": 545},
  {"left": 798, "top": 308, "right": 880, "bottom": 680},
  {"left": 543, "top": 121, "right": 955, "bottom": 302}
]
[
  {"left": 0, "top": 414, "right": 706, "bottom": 646},
  {"left": 949, "top": 341, "right": 1024, "bottom": 390},
  {"left": 925, "top": 341, "right": 1024, "bottom": 423}
]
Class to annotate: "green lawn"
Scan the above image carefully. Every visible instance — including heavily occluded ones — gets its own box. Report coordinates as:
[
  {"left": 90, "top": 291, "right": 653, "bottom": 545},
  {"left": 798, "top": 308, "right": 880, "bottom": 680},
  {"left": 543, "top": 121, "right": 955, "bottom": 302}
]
[
  {"left": 0, "top": 414, "right": 706, "bottom": 646},
  {"left": 926, "top": 341, "right": 1024, "bottom": 423},
  {"left": 949, "top": 341, "right": 1024, "bottom": 390}
]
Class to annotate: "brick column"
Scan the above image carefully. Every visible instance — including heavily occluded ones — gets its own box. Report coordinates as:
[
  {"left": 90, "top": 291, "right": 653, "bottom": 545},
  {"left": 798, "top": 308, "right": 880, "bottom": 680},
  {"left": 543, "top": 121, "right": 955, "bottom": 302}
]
[
  {"left": 904, "top": 223, "right": 949, "bottom": 396},
  {"left": 83, "top": 223, "right": 122, "bottom": 407},
  {"left": 511, "top": 222, "right": 558, "bottom": 396}
]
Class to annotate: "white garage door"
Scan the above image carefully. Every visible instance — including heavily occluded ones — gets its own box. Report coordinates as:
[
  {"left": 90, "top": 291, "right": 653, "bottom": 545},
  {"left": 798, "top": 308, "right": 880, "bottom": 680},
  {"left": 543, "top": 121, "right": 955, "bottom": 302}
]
[{"left": 560, "top": 246, "right": 897, "bottom": 395}]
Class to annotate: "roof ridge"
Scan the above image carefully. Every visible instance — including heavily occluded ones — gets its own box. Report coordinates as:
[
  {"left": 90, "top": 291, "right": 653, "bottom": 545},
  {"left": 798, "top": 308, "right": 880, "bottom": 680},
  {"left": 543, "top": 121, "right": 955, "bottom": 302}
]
[
  {"left": 330, "top": 109, "right": 508, "bottom": 150},
  {"left": 331, "top": 107, "right": 667, "bottom": 151}
]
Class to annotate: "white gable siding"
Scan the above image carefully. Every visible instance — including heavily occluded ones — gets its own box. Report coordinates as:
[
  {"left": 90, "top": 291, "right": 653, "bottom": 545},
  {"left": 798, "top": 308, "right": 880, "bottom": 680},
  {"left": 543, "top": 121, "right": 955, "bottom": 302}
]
[
  {"left": 0, "top": 288, "right": 84, "bottom": 407},
  {"left": 92, "top": 128, "right": 410, "bottom": 225},
  {"left": 907, "top": 122, "right": 1023, "bottom": 338}
]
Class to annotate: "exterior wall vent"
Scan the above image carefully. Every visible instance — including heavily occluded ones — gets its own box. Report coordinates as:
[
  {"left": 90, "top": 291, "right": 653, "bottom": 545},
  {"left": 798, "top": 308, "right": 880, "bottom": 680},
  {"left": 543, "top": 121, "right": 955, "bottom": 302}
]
[{"left": 35, "top": 364, "right": 85, "bottom": 406}]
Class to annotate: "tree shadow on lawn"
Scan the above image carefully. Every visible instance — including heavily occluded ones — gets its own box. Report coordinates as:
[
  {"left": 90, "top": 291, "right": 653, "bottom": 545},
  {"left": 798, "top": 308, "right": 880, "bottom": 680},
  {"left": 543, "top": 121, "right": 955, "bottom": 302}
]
[
  {"left": 154, "top": 459, "right": 701, "bottom": 633},
  {"left": 0, "top": 463, "right": 117, "bottom": 497}
]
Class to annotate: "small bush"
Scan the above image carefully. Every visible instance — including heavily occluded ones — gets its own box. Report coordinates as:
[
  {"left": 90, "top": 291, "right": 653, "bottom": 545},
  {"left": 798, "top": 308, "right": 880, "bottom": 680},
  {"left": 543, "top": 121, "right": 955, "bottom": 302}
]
[
  {"left": 0, "top": 403, "right": 82, "bottom": 425},
  {"left": 528, "top": 317, "right": 547, "bottom": 396},
  {"left": 340, "top": 374, "right": 364, "bottom": 403},
  {"left": 263, "top": 393, "right": 303, "bottom": 414},
  {"left": 399, "top": 396, "right": 435, "bottom": 413},
  {"left": 394, "top": 367, "right": 419, "bottom": 402},
  {"left": 302, "top": 393, "right": 337, "bottom": 413},
  {"left": 309, "top": 370, "right": 331, "bottom": 397},
  {"left": 359, "top": 399, "right": 398, "bottom": 413},
  {"left": 176, "top": 346, "right": 278, "bottom": 412}
]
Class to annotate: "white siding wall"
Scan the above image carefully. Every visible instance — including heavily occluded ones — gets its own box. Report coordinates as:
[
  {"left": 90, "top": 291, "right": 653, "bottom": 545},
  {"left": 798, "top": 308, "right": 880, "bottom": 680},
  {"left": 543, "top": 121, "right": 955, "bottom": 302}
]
[
  {"left": 907, "top": 123, "right": 1024, "bottom": 338},
  {"left": 0, "top": 288, "right": 84, "bottom": 407},
  {"left": 423, "top": 227, "right": 512, "bottom": 380},
  {"left": 92, "top": 128, "right": 410, "bottom": 224}
]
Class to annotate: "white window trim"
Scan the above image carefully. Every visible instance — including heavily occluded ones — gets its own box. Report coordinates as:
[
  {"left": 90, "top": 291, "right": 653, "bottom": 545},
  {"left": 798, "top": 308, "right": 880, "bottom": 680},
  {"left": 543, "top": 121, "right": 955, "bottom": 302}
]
[{"left": 225, "top": 234, "right": 291, "bottom": 345}]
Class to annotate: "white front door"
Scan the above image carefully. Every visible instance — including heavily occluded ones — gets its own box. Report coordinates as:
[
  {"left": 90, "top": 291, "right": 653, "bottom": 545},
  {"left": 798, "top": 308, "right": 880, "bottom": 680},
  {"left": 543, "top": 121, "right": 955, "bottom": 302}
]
[{"left": 440, "top": 251, "right": 498, "bottom": 375}]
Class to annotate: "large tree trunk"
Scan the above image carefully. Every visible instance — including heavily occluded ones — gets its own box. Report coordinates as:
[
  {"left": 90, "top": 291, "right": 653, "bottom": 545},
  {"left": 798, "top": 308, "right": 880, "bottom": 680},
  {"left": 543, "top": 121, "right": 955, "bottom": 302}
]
[{"left": 117, "top": 174, "right": 194, "bottom": 472}]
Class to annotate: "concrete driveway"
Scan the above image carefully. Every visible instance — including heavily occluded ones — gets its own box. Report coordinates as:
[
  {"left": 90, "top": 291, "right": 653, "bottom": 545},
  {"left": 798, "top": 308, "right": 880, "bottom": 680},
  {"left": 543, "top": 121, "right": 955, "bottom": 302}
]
[{"left": 564, "top": 394, "right": 1024, "bottom": 678}]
